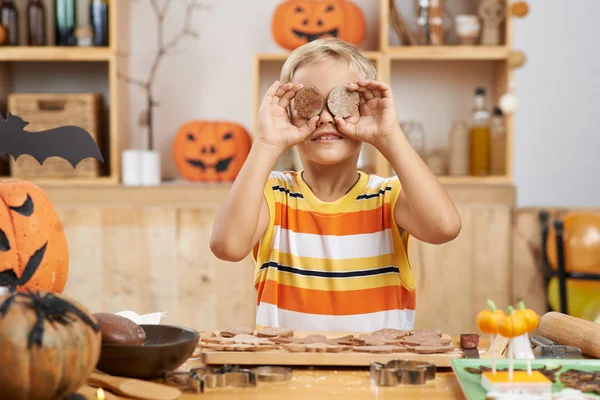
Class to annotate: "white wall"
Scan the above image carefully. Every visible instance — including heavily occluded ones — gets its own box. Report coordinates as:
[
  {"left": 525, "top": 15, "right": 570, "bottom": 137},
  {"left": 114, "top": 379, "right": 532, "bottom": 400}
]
[
  {"left": 512, "top": 0, "right": 600, "bottom": 207},
  {"left": 124, "top": 0, "right": 600, "bottom": 207}
]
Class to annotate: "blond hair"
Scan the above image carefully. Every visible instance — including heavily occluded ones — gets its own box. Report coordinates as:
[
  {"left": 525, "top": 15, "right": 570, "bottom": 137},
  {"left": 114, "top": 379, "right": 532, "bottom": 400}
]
[{"left": 280, "top": 38, "right": 376, "bottom": 84}]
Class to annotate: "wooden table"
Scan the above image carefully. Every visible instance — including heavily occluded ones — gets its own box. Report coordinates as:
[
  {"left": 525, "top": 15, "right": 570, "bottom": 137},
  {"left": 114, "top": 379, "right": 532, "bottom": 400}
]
[{"left": 176, "top": 367, "right": 464, "bottom": 399}]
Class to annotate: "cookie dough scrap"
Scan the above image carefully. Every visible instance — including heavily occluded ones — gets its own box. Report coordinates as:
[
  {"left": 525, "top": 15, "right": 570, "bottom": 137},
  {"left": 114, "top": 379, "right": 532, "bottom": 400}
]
[
  {"left": 268, "top": 336, "right": 304, "bottom": 344},
  {"left": 357, "top": 334, "right": 387, "bottom": 346},
  {"left": 197, "top": 342, "right": 225, "bottom": 351},
  {"left": 372, "top": 328, "right": 409, "bottom": 338},
  {"left": 231, "top": 334, "right": 273, "bottom": 345},
  {"left": 283, "top": 343, "right": 308, "bottom": 353},
  {"left": 413, "top": 344, "right": 455, "bottom": 354},
  {"left": 306, "top": 343, "right": 347, "bottom": 353},
  {"left": 219, "top": 327, "right": 255, "bottom": 338},
  {"left": 303, "top": 334, "right": 328, "bottom": 344},
  {"left": 256, "top": 327, "right": 294, "bottom": 338},
  {"left": 409, "top": 328, "right": 442, "bottom": 337}
]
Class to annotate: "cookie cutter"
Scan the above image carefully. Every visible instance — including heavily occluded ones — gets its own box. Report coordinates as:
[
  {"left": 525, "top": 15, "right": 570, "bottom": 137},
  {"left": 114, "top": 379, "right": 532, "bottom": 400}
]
[
  {"left": 370, "top": 359, "right": 436, "bottom": 386},
  {"left": 164, "top": 364, "right": 257, "bottom": 393},
  {"left": 252, "top": 366, "right": 293, "bottom": 382}
]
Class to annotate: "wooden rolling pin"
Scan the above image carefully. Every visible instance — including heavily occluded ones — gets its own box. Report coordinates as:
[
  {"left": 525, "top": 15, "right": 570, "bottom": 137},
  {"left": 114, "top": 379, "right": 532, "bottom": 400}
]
[{"left": 537, "top": 312, "right": 600, "bottom": 359}]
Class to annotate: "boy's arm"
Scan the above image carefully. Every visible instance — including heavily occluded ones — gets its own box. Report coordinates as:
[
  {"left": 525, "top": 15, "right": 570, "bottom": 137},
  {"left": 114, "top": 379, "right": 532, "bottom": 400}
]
[
  {"left": 210, "top": 80, "right": 318, "bottom": 262},
  {"left": 379, "top": 129, "right": 462, "bottom": 245},
  {"left": 209, "top": 141, "right": 281, "bottom": 262},
  {"left": 334, "top": 79, "right": 461, "bottom": 245}
]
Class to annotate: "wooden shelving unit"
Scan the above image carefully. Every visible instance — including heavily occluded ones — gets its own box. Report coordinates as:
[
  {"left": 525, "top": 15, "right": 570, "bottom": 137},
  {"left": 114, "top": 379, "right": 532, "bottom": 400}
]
[
  {"left": 253, "top": 0, "right": 519, "bottom": 185},
  {"left": 0, "top": 1, "right": 130, "bottom": 185}
]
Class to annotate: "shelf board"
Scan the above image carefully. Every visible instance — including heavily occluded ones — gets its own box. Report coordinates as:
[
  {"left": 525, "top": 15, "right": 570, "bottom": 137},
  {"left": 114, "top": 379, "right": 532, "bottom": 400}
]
[
  {"left": 437, "top": 175, "right": 511, "bottom": 184},
  {"left": 256, "top": 51, "right": 381, "bottom": 62},
  {"left": 386, "top": 46, "right": 510, "bottom": 60},
  {"left": 19, "top": 176, "right": 119, "bottom": 186},
  {"left": 0, "top": 46, "right": 113, "bottom": 62}
]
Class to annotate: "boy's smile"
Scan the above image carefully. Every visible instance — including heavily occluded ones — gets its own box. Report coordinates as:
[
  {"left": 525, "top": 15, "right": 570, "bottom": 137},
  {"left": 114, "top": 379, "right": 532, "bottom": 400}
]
[{"left": 310, "top": 130, "right": 343, "bottom": 143}]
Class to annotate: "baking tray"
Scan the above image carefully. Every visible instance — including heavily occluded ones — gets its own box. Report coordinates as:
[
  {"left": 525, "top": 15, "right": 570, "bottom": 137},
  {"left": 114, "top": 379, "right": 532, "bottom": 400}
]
[{"left": 451, "top": 358, "right": 600, "bottom": 400}]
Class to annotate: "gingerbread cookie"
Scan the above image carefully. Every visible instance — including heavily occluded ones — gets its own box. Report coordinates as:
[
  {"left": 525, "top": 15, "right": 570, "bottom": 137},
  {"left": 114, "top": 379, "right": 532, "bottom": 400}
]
[
  {"left": 327, "top": 85, "right": 360, "bottom": 118},
  {"left": 294, "top": 86, "right": 324, "bottom": 119}
]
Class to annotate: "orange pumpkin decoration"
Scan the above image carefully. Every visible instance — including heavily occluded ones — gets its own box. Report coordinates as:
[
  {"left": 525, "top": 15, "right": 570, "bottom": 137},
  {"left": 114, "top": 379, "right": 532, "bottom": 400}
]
[
  {"left": 0, "top": 180, "right": 69, "bottom": 294},
  {"left": 272, "top": 0, "right": 366, "bottom": 51},
  {"left": 0, "top": 291, "right": 101, "bottom": 400},
  {"left": 476, "top": 299, "right": 506, "bottom": 335},
  {"left": 516, "top": 301, "right": 539, "bottom": 333},
  {"left": 498, "top": 306, "right": 527, "bottom": 339},
  {"left": 172, "top": 121, "right": 252, "bottom": 182}
]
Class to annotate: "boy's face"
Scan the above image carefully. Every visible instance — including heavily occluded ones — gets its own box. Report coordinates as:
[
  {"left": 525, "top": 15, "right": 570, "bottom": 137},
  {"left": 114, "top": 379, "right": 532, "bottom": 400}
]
[{"left": 290, "top": 59, "right": 362, "bottom": 166}]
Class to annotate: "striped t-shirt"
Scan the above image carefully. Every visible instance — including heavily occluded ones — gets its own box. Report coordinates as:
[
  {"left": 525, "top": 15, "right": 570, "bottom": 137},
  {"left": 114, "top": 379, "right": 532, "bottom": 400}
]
[{"left": 252, "top": 170, "right": 416, "bottom": 332}]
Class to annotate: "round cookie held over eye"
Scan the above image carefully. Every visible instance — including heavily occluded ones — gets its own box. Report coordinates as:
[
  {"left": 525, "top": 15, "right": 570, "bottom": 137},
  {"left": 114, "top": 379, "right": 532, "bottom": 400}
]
[
  {"left": 327, "top": 85, "right": 360, "bottom": 118},
  {"left": 294, "top": 86, "right": 324, "bottom": 119}
]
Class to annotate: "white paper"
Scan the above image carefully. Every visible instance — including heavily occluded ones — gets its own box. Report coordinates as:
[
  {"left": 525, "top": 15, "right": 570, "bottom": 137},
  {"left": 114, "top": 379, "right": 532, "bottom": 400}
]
[
  {"left": 511, "top": 333, "right": 535, "bottom": 359},
  {"left": 115, "top": 310, "right": 167, "bottom": 325}
]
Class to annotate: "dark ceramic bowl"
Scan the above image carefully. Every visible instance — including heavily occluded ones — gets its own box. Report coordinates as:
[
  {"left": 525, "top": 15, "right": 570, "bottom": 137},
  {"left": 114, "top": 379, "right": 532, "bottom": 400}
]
[{"left": 96, "top": 324, "right": 199, "bottom": 379}]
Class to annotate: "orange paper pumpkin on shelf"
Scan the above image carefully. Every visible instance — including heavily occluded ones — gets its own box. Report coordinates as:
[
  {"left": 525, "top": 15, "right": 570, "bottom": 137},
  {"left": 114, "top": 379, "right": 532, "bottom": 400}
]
[
  {"left": 545, "top": 211, "right": 600, "bottom": 274},
  {"left": 272, "top": 0, "right": 366, "bottom": 51},
  {"left": 172, "top": 121, "right": 252, "bottom": 182},
  {"left": 0, "top": 180, "right": 69, "bottom": 294}
]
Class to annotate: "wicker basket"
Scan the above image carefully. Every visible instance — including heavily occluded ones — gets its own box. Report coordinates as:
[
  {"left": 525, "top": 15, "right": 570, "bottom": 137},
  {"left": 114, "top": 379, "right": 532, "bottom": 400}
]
[{"left": 7, "top": 93, "right": 103, "bottom": 179}]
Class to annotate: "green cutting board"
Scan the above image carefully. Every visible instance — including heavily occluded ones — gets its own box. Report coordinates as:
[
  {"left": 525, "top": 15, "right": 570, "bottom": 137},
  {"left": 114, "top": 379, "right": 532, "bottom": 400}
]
[{"left": 451, "top": 358, "right": 600, "bottom": 400}]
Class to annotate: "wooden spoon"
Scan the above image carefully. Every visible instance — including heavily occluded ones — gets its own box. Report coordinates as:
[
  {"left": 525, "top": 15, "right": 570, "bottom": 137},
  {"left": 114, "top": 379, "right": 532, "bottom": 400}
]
[
  {"left": 76, "top": 385, "right": 122, "bottom": 400},
  {"left": 88, "top": 372, "right": 181, "bottom": 400}
]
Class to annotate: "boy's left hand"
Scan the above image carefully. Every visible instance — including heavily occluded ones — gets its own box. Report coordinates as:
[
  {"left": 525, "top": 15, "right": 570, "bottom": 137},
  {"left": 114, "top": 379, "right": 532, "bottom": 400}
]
[{"left": 334, "top": 80, "right": 400, "bottom": 149}]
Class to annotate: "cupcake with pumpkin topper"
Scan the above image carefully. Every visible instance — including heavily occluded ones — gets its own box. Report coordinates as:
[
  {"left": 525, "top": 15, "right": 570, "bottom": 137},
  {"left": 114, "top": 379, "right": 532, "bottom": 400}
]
[
  {"left": 476, "top": 299, "right": 506, "bottom": 374},
  {"left": 478, "top": 303, "right": 549, "bottom": 394},
  {"left": 499, "top": 302, "right": 539, "bottom": 379}
]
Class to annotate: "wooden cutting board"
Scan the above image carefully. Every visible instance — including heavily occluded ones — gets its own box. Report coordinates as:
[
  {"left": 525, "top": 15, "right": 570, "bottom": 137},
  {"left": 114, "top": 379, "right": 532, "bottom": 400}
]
[{"left": 200, "top": 331, "right": 467, "bottom": 367}]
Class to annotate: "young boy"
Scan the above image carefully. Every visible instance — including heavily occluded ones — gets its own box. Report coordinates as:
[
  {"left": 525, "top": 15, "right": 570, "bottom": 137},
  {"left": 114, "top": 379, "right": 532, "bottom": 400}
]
[{"left": 210, "top": 38, "right": 461, "bottom": 332}]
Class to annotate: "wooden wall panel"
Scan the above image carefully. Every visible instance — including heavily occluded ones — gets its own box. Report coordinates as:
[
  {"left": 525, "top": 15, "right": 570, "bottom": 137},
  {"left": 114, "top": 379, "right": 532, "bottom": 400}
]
[
  {"left": 409, "top": 204, "right": 512, "bottom": 336},
  {"left": 60, "top": 207, "right": 256, "bottom": 332}
]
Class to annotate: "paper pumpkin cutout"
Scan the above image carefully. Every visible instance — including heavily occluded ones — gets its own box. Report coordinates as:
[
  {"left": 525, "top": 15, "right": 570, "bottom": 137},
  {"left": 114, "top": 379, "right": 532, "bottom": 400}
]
[
  {"left": 0, "top": 180, "right": 69, "bottom": 293},
  {"left": 173, "top": 121, "right": 252, "bottom": 181},
  {"left": 272, "top": 0, "right": 366, "bottom": 50}
]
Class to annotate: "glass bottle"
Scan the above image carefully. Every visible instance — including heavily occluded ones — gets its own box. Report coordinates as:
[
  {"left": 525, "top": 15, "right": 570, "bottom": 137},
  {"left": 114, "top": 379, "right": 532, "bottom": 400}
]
[
  {"left": 90, "top": 0, "right": 109, "bottom": 46},
  {"left": 469, "top": 87, "right": 491, "bottom": 176},
  {"left": 448, "top": 120, "right": 469, "bottom": 176},
  {"left": 55, "top": 0, "right": 76, "bottom": 46},
  {"left": 402, "top": 122, "right": 426, "bottom": 158},
  {"left": 490, "top": 107, "right": 506, "bottom": 175},
  {"left": 27, "top": 0, "right": 46, "bottom": 46},
  {"left": 0, "top": 0, "right": 18, "bottom": 46}
]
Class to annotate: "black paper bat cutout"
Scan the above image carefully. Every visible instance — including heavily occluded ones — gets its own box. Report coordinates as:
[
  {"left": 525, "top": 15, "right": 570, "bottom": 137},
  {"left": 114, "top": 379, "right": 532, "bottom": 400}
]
[{"left": 0, "top": 112, "right": 104, "bottom": 167}]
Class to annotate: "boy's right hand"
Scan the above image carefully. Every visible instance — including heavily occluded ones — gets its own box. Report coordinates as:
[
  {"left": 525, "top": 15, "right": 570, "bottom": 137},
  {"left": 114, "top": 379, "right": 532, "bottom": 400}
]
[{"left": 255, "top": 81, "right": 319, "bottom": 152}]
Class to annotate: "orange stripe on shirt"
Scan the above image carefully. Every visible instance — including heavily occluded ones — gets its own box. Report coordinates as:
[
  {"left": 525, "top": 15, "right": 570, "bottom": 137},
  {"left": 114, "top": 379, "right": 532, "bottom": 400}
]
[
  {"left": 255, "top": 279, "right": 416, "bottom": 315},
  {"left": 274, "top": 203, "right": 394, "bottom": 236}
]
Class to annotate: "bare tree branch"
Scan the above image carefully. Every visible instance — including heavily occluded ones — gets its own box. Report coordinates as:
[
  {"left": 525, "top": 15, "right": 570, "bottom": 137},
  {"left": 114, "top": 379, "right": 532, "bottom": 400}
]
[
  {"left": 161, "top": 0, "right": 174, "bottom": 17},
  {"left": 121, "top": 0, "right": 208, "bottom": 150},
  {"left": 117, "top": 72, "right": 149, "bottom": 90},
  {"left": 149, "top": 0, "right": 161, "bottom": 18}
]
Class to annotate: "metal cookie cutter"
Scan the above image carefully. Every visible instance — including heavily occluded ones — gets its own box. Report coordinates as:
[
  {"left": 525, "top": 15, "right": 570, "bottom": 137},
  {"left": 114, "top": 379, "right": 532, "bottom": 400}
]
[
  {"left": 370, "top": 359, "right": 436, "bottom": 386},
  {"left": 252, "top": 366, "right": 293, "bottom": 382},
  {"left": 164, "top": 364, "right": 257, "bottom": 393}
]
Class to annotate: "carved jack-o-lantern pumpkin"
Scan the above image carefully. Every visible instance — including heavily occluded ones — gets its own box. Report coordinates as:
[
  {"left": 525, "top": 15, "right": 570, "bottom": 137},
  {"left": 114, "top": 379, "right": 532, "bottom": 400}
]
[
  {"left": 272, "top": 0, "right": 366, "bottom": 51},
  {"left": 172, "top": 121, "right": 252, "bottom": 182},
  {"left": 0, "top": 180, "right": 69, "bottom": 294},
  {"left": 0, "top": 291, "right": 101, "bottom": 400}
]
